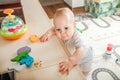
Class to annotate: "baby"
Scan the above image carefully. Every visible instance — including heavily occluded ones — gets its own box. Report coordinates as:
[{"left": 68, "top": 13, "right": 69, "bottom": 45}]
[{"left": 40, "top": 8, "right": 93, "bottom": 76}]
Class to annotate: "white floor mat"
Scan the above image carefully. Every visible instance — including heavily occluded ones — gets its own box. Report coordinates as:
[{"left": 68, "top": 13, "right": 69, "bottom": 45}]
[
  {"left": 76, "top": 15, "right": 120, "bottom": 80},
  {"left": 87, "top": 56, "right": 120, "bottom": 80}
]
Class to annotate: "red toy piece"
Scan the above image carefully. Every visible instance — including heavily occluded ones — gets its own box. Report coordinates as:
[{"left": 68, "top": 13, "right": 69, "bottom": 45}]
[{"left": 107, "top": 44, "right": 113, "bottom": 51}]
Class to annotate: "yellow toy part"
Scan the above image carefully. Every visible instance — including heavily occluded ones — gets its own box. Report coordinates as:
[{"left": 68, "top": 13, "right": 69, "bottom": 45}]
[{"left": 29, "top": 34, "right": 39, "bottom": 43}]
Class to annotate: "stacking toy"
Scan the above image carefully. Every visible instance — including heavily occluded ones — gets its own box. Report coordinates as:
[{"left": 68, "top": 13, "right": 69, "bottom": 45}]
[{"left": 0, "top": 8, "right": 27, "bottom": 40}]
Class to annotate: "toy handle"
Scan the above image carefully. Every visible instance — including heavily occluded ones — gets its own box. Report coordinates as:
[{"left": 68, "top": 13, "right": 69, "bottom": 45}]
[{"left": 3, "top": 8, "right": 15, "bottom": 19}]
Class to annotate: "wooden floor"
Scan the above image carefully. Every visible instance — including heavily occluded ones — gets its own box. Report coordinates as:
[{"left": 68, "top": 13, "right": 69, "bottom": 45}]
[{"left": 42, "top": 2, "right": 86, "bottom": 18}]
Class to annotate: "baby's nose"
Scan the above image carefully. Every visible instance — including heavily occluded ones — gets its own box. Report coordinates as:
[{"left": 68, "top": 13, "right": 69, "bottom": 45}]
[{"left": 60, "top": 30, "right": 65, "bottom": 34}]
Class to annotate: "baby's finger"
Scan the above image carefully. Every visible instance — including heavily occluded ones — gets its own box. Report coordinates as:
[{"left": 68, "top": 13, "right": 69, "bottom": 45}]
[
  {"left": 43, "top": 37, "right": 48, "bottom": 42},
  {"left": 40, "top": 37, "right": 48, "bottom": 42},
  {"left": 59, "top": 65, "right": 65, "bottom": 72},
  {"left": 62, "top": 67, "right": 68, "bottom": 74},
  {"left": 66, "top": 68, "right": 70, "bottom": 75},
  {"left": 59, "top": 62, "right": 64, "bottom": 67}
]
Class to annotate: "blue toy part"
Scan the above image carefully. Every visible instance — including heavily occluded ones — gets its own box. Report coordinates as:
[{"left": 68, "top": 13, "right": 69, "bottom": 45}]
[
  {"left": 105, "top": 51, "right": 112, "bottom": 55},
  {"left": 20, "top": 55, "right": 34, "bottom": 67},
  {"left": 112, "top": 53, "right": 119, "bottom": 63},
  {"left": 115, "top": 58, "right": 119, "bottom": 63},
  {"left": 115, "top": 58, "right": 120, "bottom": 64}
]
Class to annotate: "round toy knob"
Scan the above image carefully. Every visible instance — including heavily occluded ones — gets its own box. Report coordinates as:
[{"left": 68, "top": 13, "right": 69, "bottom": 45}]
[
  {"left": 3, "top": 8, "right": 15, "bottom": 20},
  {"left": 107, "top": 44, "right": 113, "bottom": 51}
]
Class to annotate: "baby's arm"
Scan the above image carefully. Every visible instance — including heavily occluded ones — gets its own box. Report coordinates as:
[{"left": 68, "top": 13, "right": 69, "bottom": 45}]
[
  {"left": 40, "top": 27, "right": 55, "bottom": 42},
  {"left": 59, "top": 46, "right": 84, "bottom": 74}
]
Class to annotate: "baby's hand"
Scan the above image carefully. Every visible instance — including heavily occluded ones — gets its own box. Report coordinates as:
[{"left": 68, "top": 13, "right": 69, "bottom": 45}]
[
  {"left": 59, "top": 59, "right": 74, "bottom": 75},
  {"left": 40, "top": 27, "right": 55, "bottom": 42},
  {"left": 39, "top": 33, "right": 49, "bottom": 42}
]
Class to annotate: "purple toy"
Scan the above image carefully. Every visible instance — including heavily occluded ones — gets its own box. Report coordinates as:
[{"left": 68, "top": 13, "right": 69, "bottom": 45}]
[{"left": 17, "top": 46, "right": 31, "bottom": 55}]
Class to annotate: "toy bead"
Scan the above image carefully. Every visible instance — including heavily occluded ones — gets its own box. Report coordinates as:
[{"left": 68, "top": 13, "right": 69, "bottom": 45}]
[
  {"left": 34, "top": 61, "right": 42, "bottom": 68},
  {"left": 29, "top": 34, "right": 39, "bottom": 43}
]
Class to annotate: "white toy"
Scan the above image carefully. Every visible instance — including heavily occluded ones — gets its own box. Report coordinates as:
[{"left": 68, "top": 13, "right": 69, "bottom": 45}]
[
  {"left": 103, "top": 43, "right": 113, "bottom": 59},
  {"left": 112, "top": 45, "right": 120, "bottom": 63},
  {"left": 103, "top": 44, "right": 120, "bottom": 63},
  {"left": 8, "top": 63, "right": 26, "bottom": 71}
]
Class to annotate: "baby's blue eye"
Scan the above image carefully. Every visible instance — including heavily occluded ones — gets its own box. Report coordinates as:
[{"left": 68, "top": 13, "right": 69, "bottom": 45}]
[
  {"left": 65, "top": 27, "right": 68, "bottom": 30},
  {"left": 56, "top": 28, "right": 61, "bottom": 31}
]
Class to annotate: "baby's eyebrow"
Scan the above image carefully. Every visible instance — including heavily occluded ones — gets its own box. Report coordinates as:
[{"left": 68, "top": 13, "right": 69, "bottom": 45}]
[{"left": 55, "top": 28, "right": 60, "bottom": 29}]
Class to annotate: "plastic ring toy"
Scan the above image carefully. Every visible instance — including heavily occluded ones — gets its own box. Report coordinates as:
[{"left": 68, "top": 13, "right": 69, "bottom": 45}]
[{"left": 0, "top": 24, "right": 27, "bottom": 40}]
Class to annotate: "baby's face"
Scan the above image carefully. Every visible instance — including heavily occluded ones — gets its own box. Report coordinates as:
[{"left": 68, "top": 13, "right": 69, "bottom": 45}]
[{"left": 54, "top": 15, "right": 75, "bottom": 41}]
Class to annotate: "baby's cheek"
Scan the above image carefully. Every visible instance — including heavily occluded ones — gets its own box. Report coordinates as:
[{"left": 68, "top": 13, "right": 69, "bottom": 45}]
[
  {"left": 56, "top": 33, "right": 61, "bottom": 38},
  {"left": 67, "top": 32, "right": 73, "bottom": 39}
]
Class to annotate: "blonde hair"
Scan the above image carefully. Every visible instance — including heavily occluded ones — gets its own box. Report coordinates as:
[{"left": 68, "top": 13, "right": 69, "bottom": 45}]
[{"left": 53, "top": 8, "right": 74, "bottom": 23}]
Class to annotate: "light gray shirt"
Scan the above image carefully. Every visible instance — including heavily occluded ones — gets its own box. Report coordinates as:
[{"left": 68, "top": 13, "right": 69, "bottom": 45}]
[{"left": 64, "top": 31, "right": 93, "bottom": 64}]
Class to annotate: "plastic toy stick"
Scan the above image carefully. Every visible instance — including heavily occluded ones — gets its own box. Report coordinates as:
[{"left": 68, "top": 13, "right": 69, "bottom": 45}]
[
  {"left": 11, "top": 50, "right": 29, "bottom": 62},
  {"left": 29, "top": 34, "right": 39, "bottom": 43}
]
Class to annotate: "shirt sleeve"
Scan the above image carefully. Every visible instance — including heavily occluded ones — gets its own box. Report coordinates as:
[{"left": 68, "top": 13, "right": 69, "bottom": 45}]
[{"left": 72, "top": 31, "right": 85, "bottom": 48}]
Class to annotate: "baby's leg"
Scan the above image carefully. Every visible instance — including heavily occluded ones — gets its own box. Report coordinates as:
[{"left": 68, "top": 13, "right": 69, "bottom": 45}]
[
  {"left": 82, "top": 71, "right": 89, "bottom": 76},
  {"left": 79, "top": 61, "right": 92, "bottom": 77}
]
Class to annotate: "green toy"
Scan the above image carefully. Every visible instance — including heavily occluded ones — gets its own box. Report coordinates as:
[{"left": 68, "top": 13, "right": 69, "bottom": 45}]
[
  {"left": 76, "top": 28, "right": 83, "bottom": 33},
  {"left": 11, "top": 50, "right": 29, "bottom": 62}
]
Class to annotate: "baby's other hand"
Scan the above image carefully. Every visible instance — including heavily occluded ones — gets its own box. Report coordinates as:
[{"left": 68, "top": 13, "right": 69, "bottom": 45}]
[
  {"left": 39, "top": 34, "right": 49, "bottom": 42},
  {"left": 59, "top": 59, "right": 74, "bottom": 75}
]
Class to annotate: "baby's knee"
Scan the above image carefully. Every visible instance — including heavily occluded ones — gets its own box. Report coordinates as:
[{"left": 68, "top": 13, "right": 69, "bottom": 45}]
[{"left": 82, "top": 71, "right": 89, "bottom": 77}]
